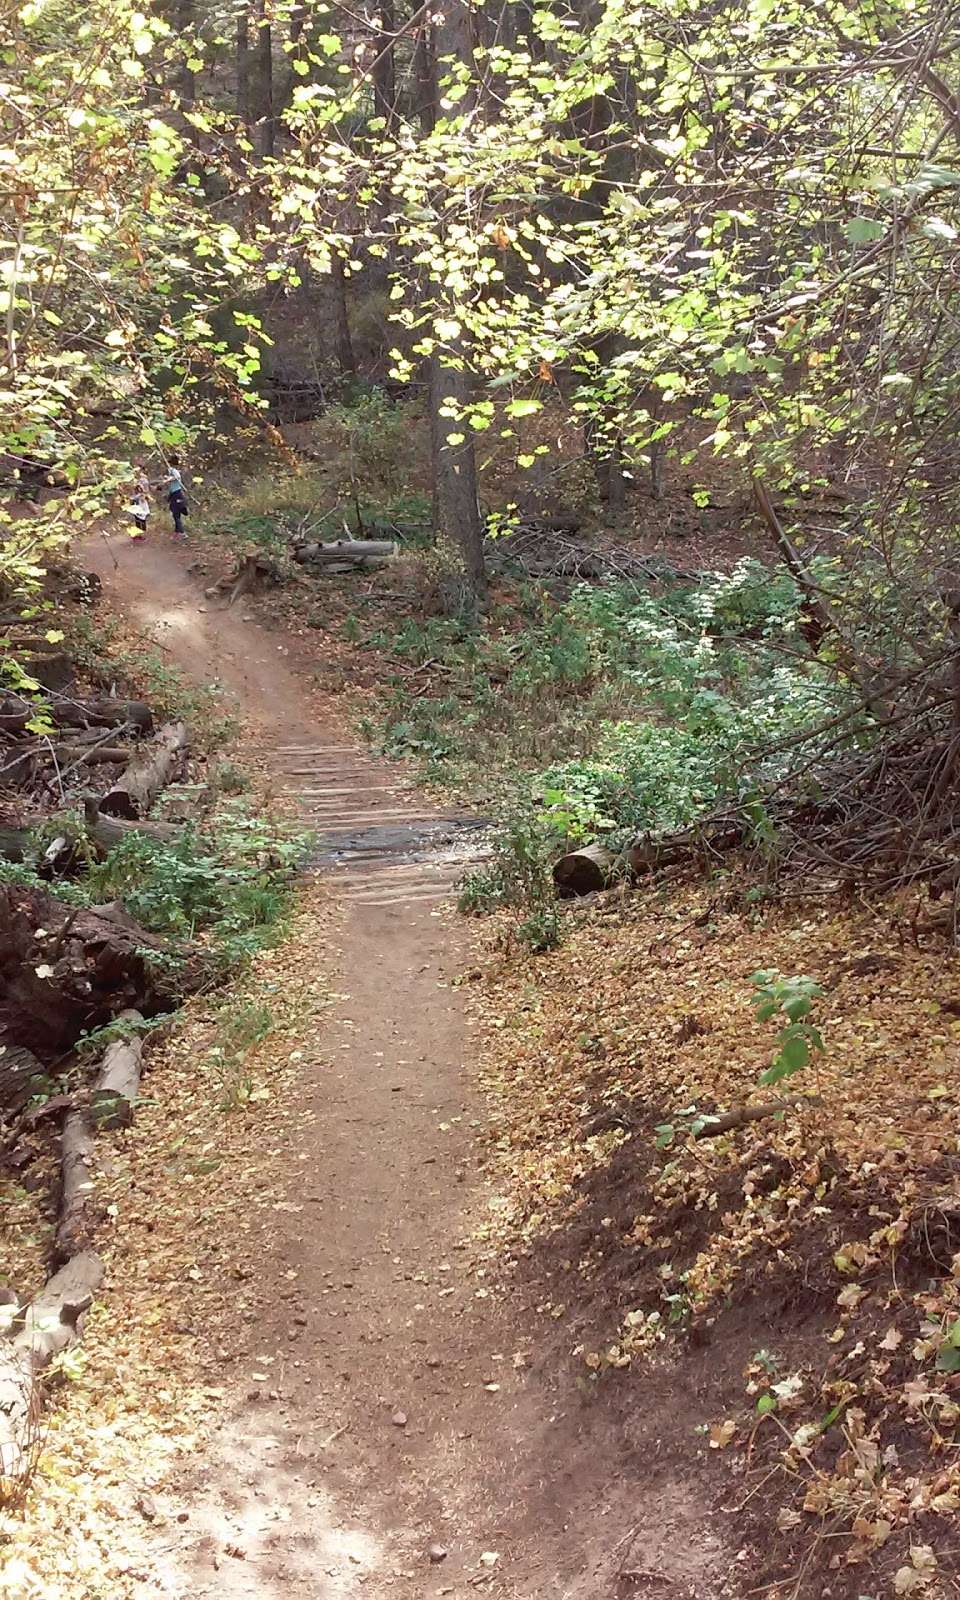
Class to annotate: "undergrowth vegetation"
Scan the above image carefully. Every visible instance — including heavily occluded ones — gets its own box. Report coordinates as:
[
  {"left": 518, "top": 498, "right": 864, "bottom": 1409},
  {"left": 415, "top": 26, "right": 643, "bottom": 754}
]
[
  {"left": 201, "top": 392, "right": 433, "bottom": 552},
  {"left": 0, "top": 800, "right": 307, "bottom": 974},
  {"left": 358, "top": 558, "right": 851, "bottom": 942},
  {"left": 69, "top": 613, "right": 238, "bottom": 750}
]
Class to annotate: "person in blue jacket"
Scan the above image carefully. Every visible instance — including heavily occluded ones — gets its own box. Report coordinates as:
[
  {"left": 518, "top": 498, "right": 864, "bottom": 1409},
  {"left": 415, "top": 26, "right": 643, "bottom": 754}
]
[{"left": 156, "top": 455, "right": 189, "bottom": 538}]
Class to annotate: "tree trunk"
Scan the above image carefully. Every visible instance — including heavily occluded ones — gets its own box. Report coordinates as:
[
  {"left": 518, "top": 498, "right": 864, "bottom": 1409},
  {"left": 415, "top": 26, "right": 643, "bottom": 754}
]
[
  {"left": 294, "top": 539, "right": 396, "bottom": 568},
  {"left": 431, "top": 358, "right": 486, "bottom": 605},
  {"left": 372, "top": 0, "right": 397, "bottom": 128},
  {"left": 83, "top": 797, "right": 181, "bottom": 851},
  {"left": 331, "top": 253, "right": 356, "bottom": 376},
  {"left": 99, "top": 721, "right": 188, "bottom": 819},
  {"left": 0, "top": 883, "right": 204, "bottom": 1058},
  {"left": 237, "top": 6, "right": 251, "bottom": 126},
  {"left": 413, "top": 18, "right": 436, "bottom": 134},
  {"left": 0, "top": 1044, "right": 47, "bottom": 1122},
  {"left": 434, "top": 0, "right": 477, "bottom": 116},
  {"left": 553, "top": 843, "right": 619, "bottom": 896},
  {"left": 0, "top": 695, "right": 152, "bottom": 736},
  {"left": 427, "top": 358, "right": 441, "bottom": 538},
  {"left": 176, "top": 0, "right": 198, "bottom": 145},
  {"left": 606, "top": 440, "right": 628, "bottom": 522},
  {"left": 256, "top": 0, "right": 274, "bottom": 159}
]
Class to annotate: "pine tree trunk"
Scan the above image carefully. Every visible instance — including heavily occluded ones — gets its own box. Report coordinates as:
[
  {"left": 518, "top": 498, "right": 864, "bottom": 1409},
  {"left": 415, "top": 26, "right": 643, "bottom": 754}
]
[
  {"left": 413, "top": 19, "right": 436, "bottom": 134},
  {"left": 236, "top": 7, "right": 251, "bottom": 126},
  {"left": 256, "top": 0, "right": 274, "bottom": 158},
  {"left": 432, "top": 358, "right": 486, "bottom": 605},
  {"left": 372, "top": 0, "right": 396, "bottom": 128},
  {"left": 331, "top": 254, "right": 356, "bottom": 376}
]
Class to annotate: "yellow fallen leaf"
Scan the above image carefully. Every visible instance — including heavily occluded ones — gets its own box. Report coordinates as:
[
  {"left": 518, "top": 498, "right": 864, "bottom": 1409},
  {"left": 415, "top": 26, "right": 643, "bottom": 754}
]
[{"left": 709, "top": 1419, "right": 736, "bottom": 1450}]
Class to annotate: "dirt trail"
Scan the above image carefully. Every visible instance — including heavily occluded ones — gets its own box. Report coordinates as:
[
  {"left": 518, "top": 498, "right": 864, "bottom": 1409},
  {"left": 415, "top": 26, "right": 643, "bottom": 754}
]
[{"left": 81, "top": 536, "right": 726, "bottom": 1600}]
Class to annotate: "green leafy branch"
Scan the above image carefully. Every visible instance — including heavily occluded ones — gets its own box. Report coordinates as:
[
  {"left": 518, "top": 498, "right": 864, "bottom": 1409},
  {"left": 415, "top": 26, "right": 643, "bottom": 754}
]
[{"left": 750, "top": 971, "right": 824, "bottom": 1087}]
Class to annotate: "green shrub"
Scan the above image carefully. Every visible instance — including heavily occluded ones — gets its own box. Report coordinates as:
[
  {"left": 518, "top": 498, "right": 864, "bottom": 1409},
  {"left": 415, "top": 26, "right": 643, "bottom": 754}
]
[{"left": 83, "top": 801, "right": 308, "bottom": 967}]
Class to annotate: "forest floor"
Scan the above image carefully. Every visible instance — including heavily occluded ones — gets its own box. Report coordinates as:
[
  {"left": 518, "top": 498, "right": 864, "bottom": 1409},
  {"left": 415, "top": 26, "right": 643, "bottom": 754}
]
[
  {"left": 23, "top": 533, "right": 725, "bottom": 1600},
  {"left": 8, "top": 524, "right": 957, "bottom": 1600}
]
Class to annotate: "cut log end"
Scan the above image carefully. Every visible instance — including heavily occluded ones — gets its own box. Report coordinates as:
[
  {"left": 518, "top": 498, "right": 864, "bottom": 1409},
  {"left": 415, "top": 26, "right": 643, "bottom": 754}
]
[
  {"left": 98, "top": 721, "right": 188, "bottom": 819},
  {"left": 553, "top": 844, "right": 618, "bottom": 896}
]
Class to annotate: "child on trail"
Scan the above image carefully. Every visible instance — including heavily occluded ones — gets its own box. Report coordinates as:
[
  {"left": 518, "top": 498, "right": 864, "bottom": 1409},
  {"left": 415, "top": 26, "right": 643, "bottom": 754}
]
[
  {"left": 127, "top": 462, "right": 151, "bottom": 539},
  {"left": 156, "top": 454, "right": 189, "bottom": 538}
]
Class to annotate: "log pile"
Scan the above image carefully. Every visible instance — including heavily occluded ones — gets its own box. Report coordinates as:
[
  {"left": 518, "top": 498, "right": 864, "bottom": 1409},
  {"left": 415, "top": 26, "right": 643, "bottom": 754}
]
[
  {"left": 0, "top": 557, "right": 222, "bottom": 1488},
  {"left": 0, "top": 905, "right": 206, "bottom": 1491},
  {"left": 0, "top": 720, "right": 208, "bottom": 1478},
  {"left": 485, "top": 522, "right": 703, "bottom": 585},
  {"left": 1, "top": 1003, "right": 156, "bottom": 1482}
]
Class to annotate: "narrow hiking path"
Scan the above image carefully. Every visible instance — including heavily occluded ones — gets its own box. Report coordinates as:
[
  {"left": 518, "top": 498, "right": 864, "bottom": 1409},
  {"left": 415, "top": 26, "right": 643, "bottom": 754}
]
[{"left": 79, "top": 535, "right": 726, "bottom": 1600}]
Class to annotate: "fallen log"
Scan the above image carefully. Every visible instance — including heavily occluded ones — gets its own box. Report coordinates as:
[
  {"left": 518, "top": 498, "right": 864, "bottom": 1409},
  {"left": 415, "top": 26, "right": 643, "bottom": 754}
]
[
  {"left": 53, "top": 1112, "right": 99, "bottom": 1263},
  {"left": 0, "top": 826, "right": 80, "bottom": 876},
  {"left": 0, "top": 1251, "right": 103, "bottom": 1482},
  {"left": 53, "top": 743, "right": 130, "bottom": 766},
  {"left": 91, "top": 1009, "right": 143, "bottom": 1130},
  {"left": 553, "top": 843, "right": 620, "bottom": 896},
  {"left": 83, "top": 796, "right": 181, "bottom": 850},
  {"left": 14, "top": 652, "right": 74, "bottom": 692},
  {"left": 0, "top": 824, "right": 30, "bottom": 862},
  {"left": 0, "top": 695, "right": 152, "bottom": 736},
  {"left": 294, "top": 539, "right": 396, "bottom": 571},
  {"left": 0, "top": 1044, "right": 48, "bottom": 1122},
  {"left": 0, "top": 731, "right": 135, "bottom": 785},
  {"left": 0, "top": 747, "right": 36, "bottom": 786},
  {"left": 553, "top": 841, "right": 672, "bottom": 895},
  {"left": 99, "top": 722, "right": 188, "bottom": 820}
]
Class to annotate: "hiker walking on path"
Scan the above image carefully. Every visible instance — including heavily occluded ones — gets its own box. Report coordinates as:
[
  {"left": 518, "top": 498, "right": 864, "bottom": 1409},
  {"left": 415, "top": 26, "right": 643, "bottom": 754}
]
[
  {"left": 127, "top": 462, "right": 151, "bottom": 539},
  {"left": 155, "top": 455, "right": 189, "bottom": 539}
]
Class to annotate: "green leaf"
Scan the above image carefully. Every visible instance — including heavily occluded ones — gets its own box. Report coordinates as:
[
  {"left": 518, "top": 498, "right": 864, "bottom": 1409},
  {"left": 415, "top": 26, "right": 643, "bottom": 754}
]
[
  {"left": 756, "top": 1394, "right": 777, "bottom": 1415},
  {"left": 845, "top": 217, "right": 885, "bottom": 244},
  {"left": 781, "top": 1033, "right": 810, "bottom": 1071},
  {"left": 505, "top": 398, "right": 542, "bottom": 418}
]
